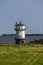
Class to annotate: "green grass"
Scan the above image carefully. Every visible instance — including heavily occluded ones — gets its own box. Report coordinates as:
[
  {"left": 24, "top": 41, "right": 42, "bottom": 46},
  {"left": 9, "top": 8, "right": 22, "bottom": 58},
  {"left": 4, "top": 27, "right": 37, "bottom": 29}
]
[{"left": 0, "top": 44, "right": 43, "bottom": 65}]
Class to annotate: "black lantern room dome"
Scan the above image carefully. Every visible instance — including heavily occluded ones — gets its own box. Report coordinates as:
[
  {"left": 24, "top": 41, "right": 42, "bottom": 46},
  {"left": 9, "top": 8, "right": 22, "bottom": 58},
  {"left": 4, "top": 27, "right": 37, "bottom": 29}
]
[{"left": 15, "top": 21, "right": 25, "bottom": 26}]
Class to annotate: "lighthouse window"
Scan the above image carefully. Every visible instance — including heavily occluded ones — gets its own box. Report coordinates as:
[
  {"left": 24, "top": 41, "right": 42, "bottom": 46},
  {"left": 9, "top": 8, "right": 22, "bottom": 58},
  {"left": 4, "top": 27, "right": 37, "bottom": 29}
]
[{"left": 22, "top": 41, "right": 24, "bottom": 43}]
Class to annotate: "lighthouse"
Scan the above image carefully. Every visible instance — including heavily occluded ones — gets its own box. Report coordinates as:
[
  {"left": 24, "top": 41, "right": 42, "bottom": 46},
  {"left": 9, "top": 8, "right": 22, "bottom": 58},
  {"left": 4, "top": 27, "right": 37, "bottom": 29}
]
[{"left": 15, "top": 21, "right": 26, "bottom": 44}]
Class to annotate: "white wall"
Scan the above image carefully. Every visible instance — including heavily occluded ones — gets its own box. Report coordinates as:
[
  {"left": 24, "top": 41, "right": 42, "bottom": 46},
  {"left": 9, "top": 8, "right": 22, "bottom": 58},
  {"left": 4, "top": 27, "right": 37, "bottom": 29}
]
[{"left": 16, "top": 31, "right": 25, "bottom": 39}]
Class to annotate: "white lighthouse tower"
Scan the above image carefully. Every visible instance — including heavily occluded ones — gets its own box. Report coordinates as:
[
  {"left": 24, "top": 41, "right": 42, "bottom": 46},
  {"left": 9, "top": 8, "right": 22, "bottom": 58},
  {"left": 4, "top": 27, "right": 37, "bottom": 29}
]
[{"left": 15, "top": 21, "right": 26, "bottom": 44}]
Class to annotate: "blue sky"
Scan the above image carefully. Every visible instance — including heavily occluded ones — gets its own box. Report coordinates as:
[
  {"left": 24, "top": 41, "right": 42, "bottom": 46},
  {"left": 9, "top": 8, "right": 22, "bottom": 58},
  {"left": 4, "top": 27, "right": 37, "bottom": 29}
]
[{"left": 0, "top": 0, "right": 43, "bottom": 35}]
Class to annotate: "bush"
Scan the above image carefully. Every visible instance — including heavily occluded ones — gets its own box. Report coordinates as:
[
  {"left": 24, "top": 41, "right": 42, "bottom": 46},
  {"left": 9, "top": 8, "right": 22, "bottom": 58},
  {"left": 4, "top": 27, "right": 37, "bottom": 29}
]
[{"left": 30, "top": 39, "right": 43, "bottom": 44}]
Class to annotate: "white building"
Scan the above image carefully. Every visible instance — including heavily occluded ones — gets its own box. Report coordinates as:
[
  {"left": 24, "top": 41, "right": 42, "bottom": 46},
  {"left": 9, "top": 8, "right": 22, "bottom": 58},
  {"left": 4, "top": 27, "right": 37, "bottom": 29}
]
[{"left": 15, "top": 21, "right": 26, "bottom": 44}]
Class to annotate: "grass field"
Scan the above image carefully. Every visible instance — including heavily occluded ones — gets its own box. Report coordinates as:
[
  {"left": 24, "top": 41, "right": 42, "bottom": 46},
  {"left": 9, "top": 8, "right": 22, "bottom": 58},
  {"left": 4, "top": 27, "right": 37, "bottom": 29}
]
[{"left": 0, "top": 44, "right": 43, "bottom": 65}]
